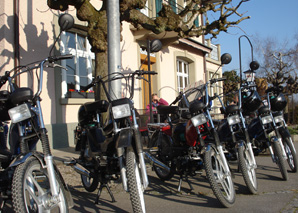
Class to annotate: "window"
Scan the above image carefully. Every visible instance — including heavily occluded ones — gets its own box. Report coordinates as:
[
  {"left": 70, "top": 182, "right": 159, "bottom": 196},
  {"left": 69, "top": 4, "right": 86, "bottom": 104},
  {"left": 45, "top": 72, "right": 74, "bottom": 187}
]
[
  {"left": 177, "top": 59, "right": 189, "bottom": 92},
  {"left": 140, "top": 0, "right": 149, "bottom": 16},
  {"left": 60, "top": 31, "right": 95, "bottom": 98}
]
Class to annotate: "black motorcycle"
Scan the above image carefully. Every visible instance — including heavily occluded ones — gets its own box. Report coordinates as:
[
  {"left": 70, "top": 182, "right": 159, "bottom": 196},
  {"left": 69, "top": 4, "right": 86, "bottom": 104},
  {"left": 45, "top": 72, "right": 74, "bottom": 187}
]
[
  {"left": 0, "top": 14, "right": 74, "bottom": 212},
  {"left": 217, "top": 62, "right": 261, "bottom": 194},
  {"left": 147, "top": 53, "right": 236, "bottom": 208},
  {"left": 248, "top": 86, "right": 289, "bottom": 180},
  {"left": 65, "top": 70, "right": 156, "bottom": 212},
  {"left": 264, "top": 75, "right": 298, "bottom": 173}
]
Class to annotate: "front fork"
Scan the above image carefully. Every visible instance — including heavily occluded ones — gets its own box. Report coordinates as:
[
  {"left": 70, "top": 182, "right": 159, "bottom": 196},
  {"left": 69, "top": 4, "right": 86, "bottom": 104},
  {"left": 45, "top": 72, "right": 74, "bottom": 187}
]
[
  {"left": 39, "top": 128, "right": 60, "bottom": 198},
  {"left": 211, "top": 128, "right": 231, "bottom": 175},
  {"left": 117, "top": 128, "right": 149, "bottom": 192}
]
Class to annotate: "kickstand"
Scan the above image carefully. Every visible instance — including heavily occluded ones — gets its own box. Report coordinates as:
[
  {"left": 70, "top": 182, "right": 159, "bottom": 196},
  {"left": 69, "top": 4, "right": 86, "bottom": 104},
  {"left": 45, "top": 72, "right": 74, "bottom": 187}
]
[
  {"left": 177, "top": 174, "right": 194, "bottom": 192},
  {"left": 95, "top": 183, "right": 116, "bottom": 204}
]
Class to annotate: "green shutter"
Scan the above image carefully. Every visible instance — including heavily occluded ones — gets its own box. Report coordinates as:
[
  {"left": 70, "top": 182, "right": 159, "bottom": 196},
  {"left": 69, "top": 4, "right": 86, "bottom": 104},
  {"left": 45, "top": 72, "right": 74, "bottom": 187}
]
[{"left": 156, "top": 0, "right": 162, "bottom": 16}]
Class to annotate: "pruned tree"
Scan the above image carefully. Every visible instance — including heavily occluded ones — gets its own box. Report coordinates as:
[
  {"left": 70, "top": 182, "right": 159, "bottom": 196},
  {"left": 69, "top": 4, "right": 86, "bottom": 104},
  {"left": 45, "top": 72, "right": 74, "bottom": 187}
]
[
  {"left": 47, "top": 0, "right": 250, "bottom": 98},
  {"left": 254, "top": 35, "right": 298, "bottom": 95},
  {"left": 223, "top": 70, "right": 239, "bottom": 104}
]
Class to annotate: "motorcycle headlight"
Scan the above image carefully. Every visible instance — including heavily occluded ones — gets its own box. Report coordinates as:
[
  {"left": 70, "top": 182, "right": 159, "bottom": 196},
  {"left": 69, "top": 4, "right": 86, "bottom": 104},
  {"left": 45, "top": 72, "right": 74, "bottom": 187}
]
[
  {"left": 8, "top": 103, "right": 32, "bottom": 123},
  {"left": 274, "top": 115, "right": 284, "bottom": 123},
  {"left": 191, "top": 113, "right": 207, "bottom": 127},
  {"left": 112, "top": 104, "right": 131, "bottom": 119},
  {"left": 227, "top": 114, "right": 241, "bottom": 126},
  {"left": 261, "top": 115, "right": 273, "bottom": 125}
]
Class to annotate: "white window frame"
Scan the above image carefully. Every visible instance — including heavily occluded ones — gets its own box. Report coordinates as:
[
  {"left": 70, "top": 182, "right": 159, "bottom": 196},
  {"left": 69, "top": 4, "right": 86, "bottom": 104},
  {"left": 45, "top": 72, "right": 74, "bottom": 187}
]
[
  {"left": 177, "top": 59, "right": 189, "bottom": 92},
  {"left": 60, "top": 31, "right": 95, "bottom": 98}
]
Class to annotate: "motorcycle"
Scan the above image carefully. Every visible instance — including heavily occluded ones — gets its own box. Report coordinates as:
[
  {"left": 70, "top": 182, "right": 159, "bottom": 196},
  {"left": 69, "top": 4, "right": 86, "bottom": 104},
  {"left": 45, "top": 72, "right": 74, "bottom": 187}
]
[
  {"left": 217, "top": 61, "right": 261, "bottom": 194},
  {"left": 146, "top": 53, "right": 236, "bottom": 208},
  {"left": 0, "top": 13, "right": 74, "bottom": 212},
  {"left": 248, "top": 84, "right": 289, "bottom": 180},
  {"left": 267, "top": 75, "right": 298, "bottom": 173},
  {"left": 65, "top": 70, "right": 156, "bottom": 212}
]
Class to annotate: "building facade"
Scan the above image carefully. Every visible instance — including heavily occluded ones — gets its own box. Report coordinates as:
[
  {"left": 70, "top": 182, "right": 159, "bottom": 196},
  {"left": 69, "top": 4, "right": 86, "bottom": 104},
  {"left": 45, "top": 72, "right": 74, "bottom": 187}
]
[{"left": 0, "top": 0, "right": 223, "bottom": 149}]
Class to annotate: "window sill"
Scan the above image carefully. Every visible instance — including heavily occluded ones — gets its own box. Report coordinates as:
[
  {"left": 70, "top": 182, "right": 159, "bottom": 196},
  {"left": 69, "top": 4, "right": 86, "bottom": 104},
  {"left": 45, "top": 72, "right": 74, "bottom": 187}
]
[{"left": 60, "top": 97, "right": 95, "bottom": 105}]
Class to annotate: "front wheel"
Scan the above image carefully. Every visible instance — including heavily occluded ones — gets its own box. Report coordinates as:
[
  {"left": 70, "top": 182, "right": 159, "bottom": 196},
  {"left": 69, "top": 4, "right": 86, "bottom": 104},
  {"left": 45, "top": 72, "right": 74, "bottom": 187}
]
[
  {"left": 238, "top": 143, "right": 258, "bottom": 194},
  {"left": 12, "top": 156, "right": 69, "bottom": 213},
  {"left": 204, "top": 145, "right": 235, "bottom": 208},
  {"left": 126, "top": 147, "right": 146, "bottom": 213},
  {"left": 272, "top": 140, "right": 288, "bottom": 180},
  {"left": 282, "top": 137, "right": 298, "bottom": 173}
]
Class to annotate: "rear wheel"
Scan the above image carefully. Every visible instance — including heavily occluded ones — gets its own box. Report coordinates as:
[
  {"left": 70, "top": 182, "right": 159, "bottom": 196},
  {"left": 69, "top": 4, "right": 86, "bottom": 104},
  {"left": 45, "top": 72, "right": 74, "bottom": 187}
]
[
  {"left": 126, "top": 147, "right": 146, "bottom": 213},
  {"left": 238, "top": 143, "right": 258, "bottom": 194},
  {"left": 204, "top": 145, "right": 235, "bottom": 208},
  {"left": 282, "top": 137, "right": 298, "bottom": 173},
  {"left": 272, "top": 141, "right": 288, "bottom": 180},
  {"left": 151, "top": 133, "right": 176, "bottom": 181},
  {"left": 81, "top": 171, "right": 99, "bottom": 192}
]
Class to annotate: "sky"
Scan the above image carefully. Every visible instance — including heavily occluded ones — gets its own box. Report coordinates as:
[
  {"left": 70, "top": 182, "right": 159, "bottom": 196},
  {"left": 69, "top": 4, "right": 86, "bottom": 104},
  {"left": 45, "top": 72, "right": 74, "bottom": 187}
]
[{"left": 206, "top": 0, "right": 298, "bottom": 75}]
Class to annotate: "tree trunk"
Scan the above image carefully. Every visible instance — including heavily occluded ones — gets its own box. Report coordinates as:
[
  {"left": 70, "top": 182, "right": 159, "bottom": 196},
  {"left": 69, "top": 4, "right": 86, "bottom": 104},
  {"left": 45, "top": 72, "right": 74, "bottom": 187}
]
[{"left": 95, "top": 52, "right": 108, "bottom": 101}]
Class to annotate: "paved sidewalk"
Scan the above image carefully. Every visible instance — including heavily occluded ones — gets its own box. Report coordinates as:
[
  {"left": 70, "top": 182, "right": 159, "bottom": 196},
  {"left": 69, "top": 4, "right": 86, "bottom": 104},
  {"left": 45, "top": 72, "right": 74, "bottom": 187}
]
[{"left": 52, "top": 146, "right": 79, "bottom": 164}]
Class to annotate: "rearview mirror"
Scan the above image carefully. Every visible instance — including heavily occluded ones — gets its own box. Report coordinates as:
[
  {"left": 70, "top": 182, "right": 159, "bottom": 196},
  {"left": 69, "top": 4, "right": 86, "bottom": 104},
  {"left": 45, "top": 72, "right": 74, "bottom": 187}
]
[
  {"left": 150, "top": 39, "right": 162, "bottom": 53},
  {"left": 220, "top": 53, "right": 232, "bottom": 65},
  {"left": 58, "top": 13, "right": 74, "bottom": 31},
  {"left": 249, "top": 61, "right": 259, "bottom": 71}
]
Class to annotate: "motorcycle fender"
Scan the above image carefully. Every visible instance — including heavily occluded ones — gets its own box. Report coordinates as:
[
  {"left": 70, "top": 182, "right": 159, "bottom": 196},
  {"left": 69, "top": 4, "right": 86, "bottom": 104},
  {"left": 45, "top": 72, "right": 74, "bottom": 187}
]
[
  {"left": 9, "top": 151, "right": 45, "bottom": 168},
  {"left": 116, "top": 129, "right": 133, "bottom": 148},
  {"left": 270, "top": 136, "right": 279, "bottom": 144},
  {"left": 279, "top": 127, "right": 291, "bottom": 139},
  {"left": 54, "top": 163, "right": 74, "bottom": 209},
  {"left": 236, "top": 140, "right": 244, "bottom": 148}
]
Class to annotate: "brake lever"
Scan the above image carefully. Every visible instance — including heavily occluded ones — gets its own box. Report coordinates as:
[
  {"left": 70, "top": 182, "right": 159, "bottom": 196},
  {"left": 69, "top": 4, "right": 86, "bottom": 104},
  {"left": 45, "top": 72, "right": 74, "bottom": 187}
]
[{"left": 47, "top": 63, "right": 68, "bottom": 71}]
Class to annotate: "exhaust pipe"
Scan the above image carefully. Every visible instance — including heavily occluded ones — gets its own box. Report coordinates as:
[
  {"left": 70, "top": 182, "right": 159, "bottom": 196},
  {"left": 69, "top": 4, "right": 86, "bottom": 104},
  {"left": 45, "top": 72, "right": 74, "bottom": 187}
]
[
  {"left": 72, "top": 165, "right": 90, "bottom": 178},
  {"left": 64, "top": 160, "right": 90, "bottom": 178},
  {"left": 144, "top": 152, "right": 170, "bottom": 172}
]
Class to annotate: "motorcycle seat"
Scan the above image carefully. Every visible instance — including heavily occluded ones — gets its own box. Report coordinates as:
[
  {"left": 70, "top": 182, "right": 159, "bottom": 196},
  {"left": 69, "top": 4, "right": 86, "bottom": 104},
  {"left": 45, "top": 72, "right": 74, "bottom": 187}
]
[
  {"left": 10, "top": 88, "right": 33, "bottom": 105},
  {"left": 225, "top": 105, "right": 239, "bottom": 114},
  {"left": 258, "top": 105, "right": 270, "bottom": 115},
  {"left": 84, "top": 100, "right": 109, "bottom": 114},
  {"left": 156, "top": 105, "right": 179, "bottom": 115}
]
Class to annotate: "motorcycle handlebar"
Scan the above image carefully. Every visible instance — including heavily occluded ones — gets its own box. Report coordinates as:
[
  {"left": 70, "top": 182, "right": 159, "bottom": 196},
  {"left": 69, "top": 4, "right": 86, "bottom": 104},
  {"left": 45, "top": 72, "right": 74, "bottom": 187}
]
[
  {"left": 265, "top": 85, "right": 283, "bottom": 93},
  {"left": 135, "top": 70, "right": 158, "bottom": 76},
  {"left": 48, "top": 54, "right": 74, "bottom": 63},
  {"left": 210, "top": 76, "right": 226, "bottom": 85}
]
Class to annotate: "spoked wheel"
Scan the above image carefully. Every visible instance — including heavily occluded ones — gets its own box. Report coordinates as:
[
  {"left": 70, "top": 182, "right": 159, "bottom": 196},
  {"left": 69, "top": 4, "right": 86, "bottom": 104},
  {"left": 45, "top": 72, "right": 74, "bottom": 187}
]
[
  {"left": 272, "top": 140, "right": 288, "bottom": 180},
  {"left": 12, "top": 156, "right": 69, "bottom": 213},
  {"left": 81, "top": 170, "right": 99, "bottom": 192},
  {"left": 126, "top": 147, "right": 146, "bottom": 213},
  {"left": 238, "top": 143, "right": 258, "bottom": 194},
  {"left": 282, "top": 136, "right": 298, "bottom": 173},
  {"left": 151, "top": 134, "right": 176, "bottom": 181},
  {"left": 204, "top": 145, "right": 235, "bottom": 208}
]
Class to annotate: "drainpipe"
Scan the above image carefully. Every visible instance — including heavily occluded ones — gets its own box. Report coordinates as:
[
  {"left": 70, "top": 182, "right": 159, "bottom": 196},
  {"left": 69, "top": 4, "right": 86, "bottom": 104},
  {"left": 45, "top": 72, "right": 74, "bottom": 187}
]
[
  {"left": 13, "top": 0, "right": 20, "bottom": 86},
  {"left": 200, "top": 12, "right": 208, "bottom": 82},
  {"left": 107, "top": 0, "right": 121, "bottom": 99}
]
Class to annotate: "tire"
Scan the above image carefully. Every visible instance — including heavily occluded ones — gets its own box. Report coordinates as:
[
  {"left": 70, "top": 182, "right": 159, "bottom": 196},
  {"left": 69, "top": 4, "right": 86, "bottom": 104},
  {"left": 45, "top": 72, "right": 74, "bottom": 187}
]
[
  {"left": 272, "top": 141, "right": 288, "bottom": 180},
  {"left": 151, "top": 133, "right": 176, "bottom": 181},
  {"left": 81, "top": 171, "right": 99, "bottom": 192},
  {"left": 204, "top": 145, "right": 235, "bottom": 208},
  {"left": 282, "top": 137, "right": 298, "bottom": 173},
  {"left": 238, "top": 143, "right": 258, "bottom": 194},
  {"left": 126, "top": 147, "right": 146, "bottom": 213},
  {"left": 12, "top": 156, "right": 69, "bottom": 213}
]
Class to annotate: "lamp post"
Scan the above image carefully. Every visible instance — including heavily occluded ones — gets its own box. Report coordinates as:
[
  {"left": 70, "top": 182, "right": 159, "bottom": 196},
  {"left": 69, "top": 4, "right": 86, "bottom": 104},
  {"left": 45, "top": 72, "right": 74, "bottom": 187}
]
[{"left": 146, "top": 39, "right": 162, "bottom": 123}]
